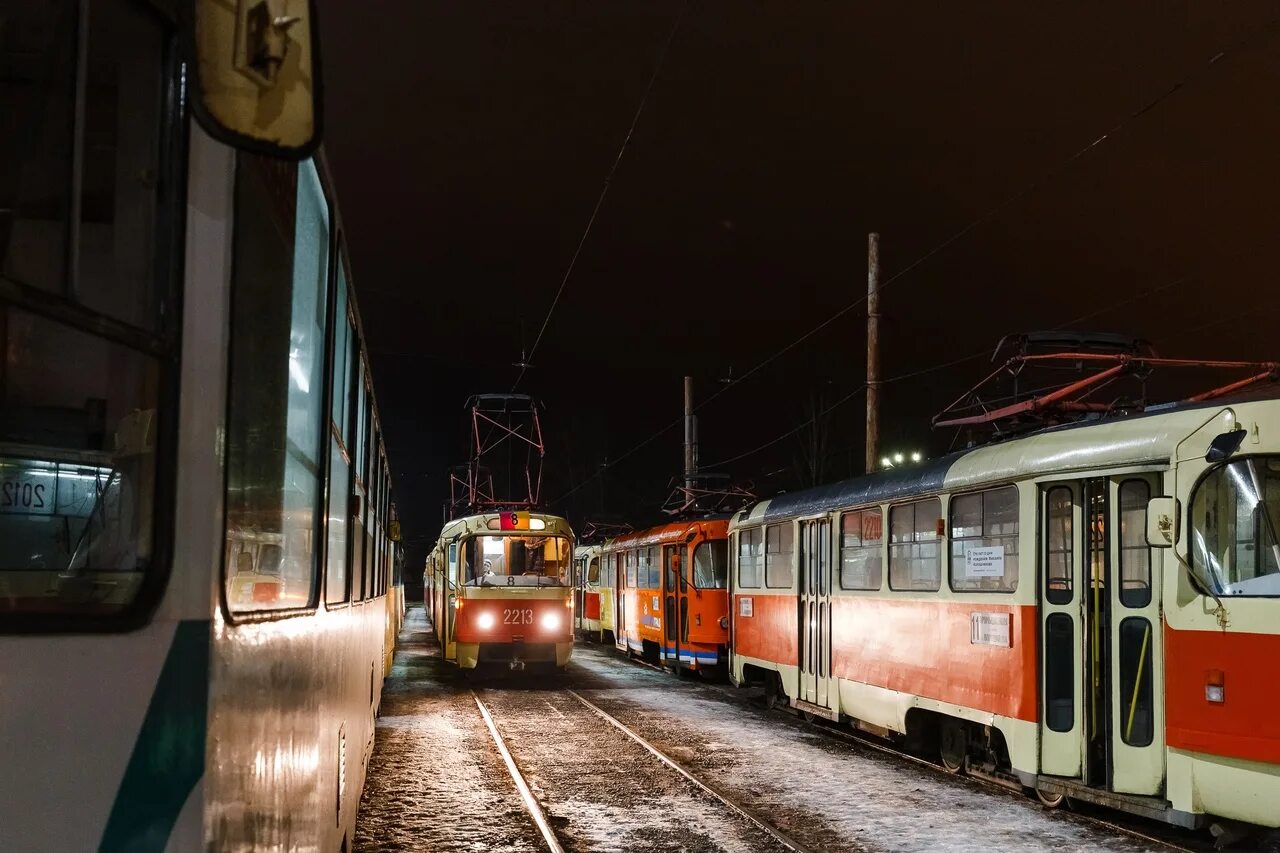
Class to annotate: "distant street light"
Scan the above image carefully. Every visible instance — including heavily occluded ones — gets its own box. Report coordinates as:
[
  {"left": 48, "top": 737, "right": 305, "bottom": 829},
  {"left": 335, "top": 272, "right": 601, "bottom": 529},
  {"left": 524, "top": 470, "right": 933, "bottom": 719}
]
[{"left": 880, "top": 450, "right": 925, "bottom": 470}]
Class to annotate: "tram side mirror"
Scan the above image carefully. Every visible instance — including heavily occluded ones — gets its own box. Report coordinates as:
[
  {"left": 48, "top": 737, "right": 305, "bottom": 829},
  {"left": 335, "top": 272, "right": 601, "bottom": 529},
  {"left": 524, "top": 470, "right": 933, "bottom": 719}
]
[
  {"left": 189, "top": 0, "right": 322, "bottom": 159},
  {"left": 1206, "top": 429, "right": 1247, "bottom": 463},
  {"left": 1146, "top": 497, "right": 1179, "bottom": 548}
]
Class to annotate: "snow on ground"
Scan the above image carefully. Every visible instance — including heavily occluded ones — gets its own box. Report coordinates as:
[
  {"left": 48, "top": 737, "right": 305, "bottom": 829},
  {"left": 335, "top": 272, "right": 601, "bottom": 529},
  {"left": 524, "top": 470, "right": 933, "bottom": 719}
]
[
  {"left": 575, "top": 680, "right": 1166, "bottom": 853},
  {"left": 354, "top": 610, "right": 545, "bottom": 853},
  {"left": 359, "top": 609, "right": 1192, "bottom": 852}
]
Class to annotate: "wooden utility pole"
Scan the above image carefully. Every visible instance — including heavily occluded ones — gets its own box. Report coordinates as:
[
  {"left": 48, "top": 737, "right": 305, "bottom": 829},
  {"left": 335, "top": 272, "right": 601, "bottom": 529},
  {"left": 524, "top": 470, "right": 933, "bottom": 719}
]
[
  {"left": 865, "top": 232, "right": 880, "bottom": 474},
  {"left": 684, "top": 376, "right": 697, "bottom": 497}
]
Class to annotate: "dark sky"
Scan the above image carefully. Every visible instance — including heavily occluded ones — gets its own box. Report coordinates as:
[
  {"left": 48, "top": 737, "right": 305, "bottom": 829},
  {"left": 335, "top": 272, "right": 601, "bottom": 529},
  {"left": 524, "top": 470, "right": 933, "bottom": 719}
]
[{"left": 318, "top": 1, "right": 1280, "bottom": 566}]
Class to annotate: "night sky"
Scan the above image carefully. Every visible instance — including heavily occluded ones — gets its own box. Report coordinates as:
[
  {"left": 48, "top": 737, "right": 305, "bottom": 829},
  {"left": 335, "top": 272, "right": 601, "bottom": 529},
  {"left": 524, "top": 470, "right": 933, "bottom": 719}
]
[{"left": 318, "top": 2, "right": 1280, "bottom": 570}]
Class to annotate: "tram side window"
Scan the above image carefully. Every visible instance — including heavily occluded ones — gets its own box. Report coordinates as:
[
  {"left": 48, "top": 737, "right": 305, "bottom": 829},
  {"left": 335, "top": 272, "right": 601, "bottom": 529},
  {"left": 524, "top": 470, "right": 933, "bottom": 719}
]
[
  {"left": 224, "top": 156, "right": 330, "bottom": 613},
  {"left": 765, "top": 523, "right": 794, "bottom": 588},
  {"left": 1189, "top": 456, "right": 1280, "bottom": 597},
  {"left": 1118, "top": 617, "right": 1154, "bottom": 746},
  {"left": 889, "top": 498, "right": 941, "bottom": 591},
  {"left": 645, "top": 546, "right": 659, "bottom": 587},
  {"left": 588, "top": 557, "right": 600, "bottom": 584},
  {"left": 949, "top": 486, "right": 1019, "bottom": 592},
  {"left": 693, "top": 540, "right": 728, "bottom": 588},
  {"left": 840, "top": 509, "right": 883, "bottom": 590},
  {"left": 1118, "top": 480, "right": 1151, "bottom": 608},
  {"left": 625, "top": 550, "right": 637, "bottom": 587},
  {"left": 1045, "top": 487, "right": 1074, "bottom": 605},
  {"left": 3, "top": 1, "right": 167, "bottom": 327},
  {"left": 325, "top": 266, "right": 355, "bottom": 606},
  {"left": 738, "top": 527, "right": 762, "bottom": 588},
  {"left": 0, "top": 3, "right": 173, "bottom": 619}
]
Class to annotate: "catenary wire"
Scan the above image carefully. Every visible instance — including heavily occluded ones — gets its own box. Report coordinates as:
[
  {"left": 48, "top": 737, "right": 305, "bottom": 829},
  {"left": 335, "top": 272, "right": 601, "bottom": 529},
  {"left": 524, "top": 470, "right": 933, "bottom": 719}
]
[
  {"left": 547, "top": 18, "right": 1279, "bottom": 506},
  {"left": 512, "top": 0, "right": 689, "bottom": 392}
]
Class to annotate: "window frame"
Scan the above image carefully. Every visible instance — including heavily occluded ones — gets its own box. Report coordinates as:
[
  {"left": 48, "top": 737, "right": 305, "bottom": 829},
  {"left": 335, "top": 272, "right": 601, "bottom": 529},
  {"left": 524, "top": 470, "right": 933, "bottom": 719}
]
[
  {"left": 1117, "top": 479, "right": 1152, "bottom": 608},
  {"left": 947, "top": 485, "right": 1020, "bottom": 594},
  {"left": 1188, "top": 455, "right": 1280, "bottom": 599},
  {"left": 887, "top": 497, "right": 942, "bottom": 592},
  {"left": 1, "top": 6, "right": 185, "bottom": 634},
  {"left": 220, "top": 155, "right": 333, "bottom": 620},
  {"left": 737, "top": 526, "right": 762, "bottom": 589},
  {"left": 764, "top": 522, "right": 794, "bottom": 589},
  {"left": 838, "top": 507, "right": 884, "bottom": 591}
]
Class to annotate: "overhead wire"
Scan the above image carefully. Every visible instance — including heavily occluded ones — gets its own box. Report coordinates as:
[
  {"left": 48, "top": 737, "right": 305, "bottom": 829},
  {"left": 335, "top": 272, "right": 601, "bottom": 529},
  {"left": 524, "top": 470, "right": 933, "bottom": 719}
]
[
  {"left": 702, "top": 268, "right": 1230, "bottom": 472},
  {"left": 511, "top": 0, "right": 689, "bottom": 392},
  {"left": 547, "top": 15, "right": 1280, "bottom": 507}
]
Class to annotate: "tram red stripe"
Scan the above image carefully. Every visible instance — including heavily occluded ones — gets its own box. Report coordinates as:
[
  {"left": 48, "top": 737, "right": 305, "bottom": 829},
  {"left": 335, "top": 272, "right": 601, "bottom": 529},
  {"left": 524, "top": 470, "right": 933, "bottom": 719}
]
[
  {"left": 733, "top": 593, "right": 798, "bottom": 666},
  {"left": 829, "top": 599, "right": 1038, "bottom": 723},
  {"left": 1165, "top": 623, "right": 1280, "bottom": 764}
]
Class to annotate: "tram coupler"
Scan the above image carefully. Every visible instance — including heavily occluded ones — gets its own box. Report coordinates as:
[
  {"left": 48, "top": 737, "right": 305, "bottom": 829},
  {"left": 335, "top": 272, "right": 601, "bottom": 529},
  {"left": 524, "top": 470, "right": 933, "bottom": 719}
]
[{"left": 508, "top": 659, "right": 526, "bottom": 672}]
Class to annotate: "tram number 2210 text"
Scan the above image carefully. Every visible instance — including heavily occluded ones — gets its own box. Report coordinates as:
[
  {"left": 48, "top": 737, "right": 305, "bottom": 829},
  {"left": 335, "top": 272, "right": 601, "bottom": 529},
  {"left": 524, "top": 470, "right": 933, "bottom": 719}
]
[{"left": 503, "top": 609, "right": 534, "bottom": 624}]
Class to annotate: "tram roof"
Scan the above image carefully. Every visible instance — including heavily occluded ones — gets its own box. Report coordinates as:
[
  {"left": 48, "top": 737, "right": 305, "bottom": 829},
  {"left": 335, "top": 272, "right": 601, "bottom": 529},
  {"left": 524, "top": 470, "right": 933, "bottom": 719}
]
[{"left": 750, "top": 389, "right": 1280, "bottom": 523}]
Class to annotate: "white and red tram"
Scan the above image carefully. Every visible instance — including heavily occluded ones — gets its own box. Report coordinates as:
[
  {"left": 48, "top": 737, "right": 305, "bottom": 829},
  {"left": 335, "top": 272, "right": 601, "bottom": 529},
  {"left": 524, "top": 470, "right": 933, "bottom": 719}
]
[{"left": 729, "top": 391, "right": 1280, "bottom": 833}]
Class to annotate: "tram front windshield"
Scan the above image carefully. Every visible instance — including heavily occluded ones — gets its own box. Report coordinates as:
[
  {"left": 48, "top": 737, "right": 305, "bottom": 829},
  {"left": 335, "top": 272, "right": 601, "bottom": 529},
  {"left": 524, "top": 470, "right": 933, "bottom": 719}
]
[
  {"left": 464, "top": 535, "right": 571, "bottom": 587},
  {"left": 1191, "top": 455, "right": 1280, "bottom": 596}
]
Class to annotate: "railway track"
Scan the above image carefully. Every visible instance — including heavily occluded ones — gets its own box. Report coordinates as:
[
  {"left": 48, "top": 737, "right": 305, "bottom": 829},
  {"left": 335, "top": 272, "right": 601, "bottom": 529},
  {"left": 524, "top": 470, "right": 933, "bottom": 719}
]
[
  {"left": 613, "top": 651, "right": 1209, "bottom": 853},
  {"left": 782, "top": 709, "right": 1207, "bottom": 853},
  {"left": 472, "top": 688, "right": 817, "bottom": 853}
]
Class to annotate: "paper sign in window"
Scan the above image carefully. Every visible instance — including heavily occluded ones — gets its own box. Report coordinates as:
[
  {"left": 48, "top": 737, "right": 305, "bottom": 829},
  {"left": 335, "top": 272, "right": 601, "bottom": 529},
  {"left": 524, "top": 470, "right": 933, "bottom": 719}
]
[{"left": 964, "top": 545, "right": 1005, "bottom": 578}]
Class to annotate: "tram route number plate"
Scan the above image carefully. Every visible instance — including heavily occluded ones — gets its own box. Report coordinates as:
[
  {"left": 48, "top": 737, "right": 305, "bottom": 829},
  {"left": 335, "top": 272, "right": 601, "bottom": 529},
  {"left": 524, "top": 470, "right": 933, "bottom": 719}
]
[
  {"left": 970, "top": 612, "right": 1011, "bottom": 647},
  {"left": 0, "top": 472, "right": 53, "bottom": 516},
  {"left": 739, "top": 597, "right": 753, "bottom": 617}
]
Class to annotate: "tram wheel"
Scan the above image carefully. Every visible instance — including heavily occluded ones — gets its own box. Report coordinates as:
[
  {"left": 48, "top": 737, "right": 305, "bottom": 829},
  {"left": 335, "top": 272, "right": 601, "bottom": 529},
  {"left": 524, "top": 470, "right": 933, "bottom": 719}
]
[
  {"left": 939, "top": 719, "right": 967, "bottom": 774},
  {"left": 763, "top": 674, "right": 782, "bottom": 710},
  {"left": 1035, "top": 788, "right": 1067, "bottom": 809}
]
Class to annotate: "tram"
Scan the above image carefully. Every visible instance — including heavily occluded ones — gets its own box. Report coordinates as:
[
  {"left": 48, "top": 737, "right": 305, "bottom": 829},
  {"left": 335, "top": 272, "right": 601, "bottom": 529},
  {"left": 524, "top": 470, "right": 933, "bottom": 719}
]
[
  {"left": 607, "top": 518, "right": 730, "bottom": 672},
  {"left": 573, "top": 543, "right": 605, "bottom": 639},
  {"left": 728, "top": 389, "right": 1280, "bottom": 834},
  {"left": 426, "top": 511, "right": 575, "bottom": 671},
  {"left": 0, "top": 4, "right": 402, "bottom": 850}
]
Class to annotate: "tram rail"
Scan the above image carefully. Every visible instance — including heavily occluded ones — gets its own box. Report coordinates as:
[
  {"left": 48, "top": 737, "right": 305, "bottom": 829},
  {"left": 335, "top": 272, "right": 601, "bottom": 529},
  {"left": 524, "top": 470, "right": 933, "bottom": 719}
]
[{"left": 472, "top": 687, "right": 810, "bottom": 853}]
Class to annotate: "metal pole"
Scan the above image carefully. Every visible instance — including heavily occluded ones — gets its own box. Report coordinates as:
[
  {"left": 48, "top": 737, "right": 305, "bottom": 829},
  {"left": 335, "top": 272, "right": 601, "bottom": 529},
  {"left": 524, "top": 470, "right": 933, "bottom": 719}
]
[
  {"left": 866, "top": 232, "right": 880, "bottom": 474},
  {"left": 684, "top": 376, "right": 695, "bottom": 497}
]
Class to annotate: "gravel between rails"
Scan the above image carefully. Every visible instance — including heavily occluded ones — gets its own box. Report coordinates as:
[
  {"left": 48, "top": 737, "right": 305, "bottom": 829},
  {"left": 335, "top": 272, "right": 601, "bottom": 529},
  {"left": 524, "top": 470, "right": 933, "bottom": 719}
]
[
  {"left": 477, "top": 686, "right": 796, "bottom": 853},
  {"left": 354, "top": 611, "right": 546, "bottom": 853}
]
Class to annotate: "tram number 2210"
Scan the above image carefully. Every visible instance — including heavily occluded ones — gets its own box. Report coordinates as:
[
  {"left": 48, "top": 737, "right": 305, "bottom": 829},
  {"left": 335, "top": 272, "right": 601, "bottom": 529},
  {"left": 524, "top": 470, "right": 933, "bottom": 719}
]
[{"left": 503, "top": 609, "right": 534, "bottom": 624}]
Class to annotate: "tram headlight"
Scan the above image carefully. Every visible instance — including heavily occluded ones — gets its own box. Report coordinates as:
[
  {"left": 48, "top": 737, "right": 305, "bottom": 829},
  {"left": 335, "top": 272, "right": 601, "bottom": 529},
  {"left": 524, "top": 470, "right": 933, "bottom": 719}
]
[
  {"left": 477, "top": 612, "right": 495, "bottom": 630},
  {"left": 541, "top": 612, "right": 561, "bottom": 631}
]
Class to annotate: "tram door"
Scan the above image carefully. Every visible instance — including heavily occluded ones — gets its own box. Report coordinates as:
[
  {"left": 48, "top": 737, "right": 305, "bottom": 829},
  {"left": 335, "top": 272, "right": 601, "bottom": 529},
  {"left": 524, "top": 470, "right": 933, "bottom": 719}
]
[
  {"left": 1038, "top": 477, "right": 1164, "bottom": 795},
  {"left": 798, "top": 519, "right": 832, "bottom": 708},
  {"left": 614, "top": 553, "right": 627, "bottom": 652},
  {"left": 1106, "top": 475, "right": 1163, "bottom": 795},
  {"left": 662, "top": 545, "right": 688, "bottom": 665},
  {"left": 1038, "top": 482, "right": 1084, "bottom": 778},
  {"left": 445, "top": 542, "right": 459, "bottom": 661}
]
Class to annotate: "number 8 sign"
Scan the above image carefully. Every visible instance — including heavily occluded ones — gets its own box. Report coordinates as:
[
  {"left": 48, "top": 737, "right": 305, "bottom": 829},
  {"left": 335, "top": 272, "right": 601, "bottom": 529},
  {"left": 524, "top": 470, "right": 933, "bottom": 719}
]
[{"left": 499, "top": 511, "right": 527, "bottom": 531}]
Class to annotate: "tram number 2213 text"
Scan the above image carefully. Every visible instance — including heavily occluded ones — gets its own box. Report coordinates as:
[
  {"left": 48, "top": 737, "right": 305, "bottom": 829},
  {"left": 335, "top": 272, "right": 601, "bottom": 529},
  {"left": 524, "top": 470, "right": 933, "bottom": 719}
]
[{"left": 503, "top": 609, "right": 534, "bottom": 625}]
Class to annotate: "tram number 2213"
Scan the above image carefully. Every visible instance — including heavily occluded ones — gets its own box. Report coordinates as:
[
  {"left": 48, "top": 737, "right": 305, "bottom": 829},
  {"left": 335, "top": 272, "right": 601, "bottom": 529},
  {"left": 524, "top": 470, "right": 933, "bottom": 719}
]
[{"left": 503, "top": 609, "right": 534, "bottom": 625}]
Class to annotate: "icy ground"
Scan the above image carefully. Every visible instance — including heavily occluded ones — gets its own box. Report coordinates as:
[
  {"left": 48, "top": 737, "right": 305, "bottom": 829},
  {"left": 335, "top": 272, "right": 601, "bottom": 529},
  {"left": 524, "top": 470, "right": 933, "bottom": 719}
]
[{"left": 356, "top": 607, "right": 1205, "bottom": 852}]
